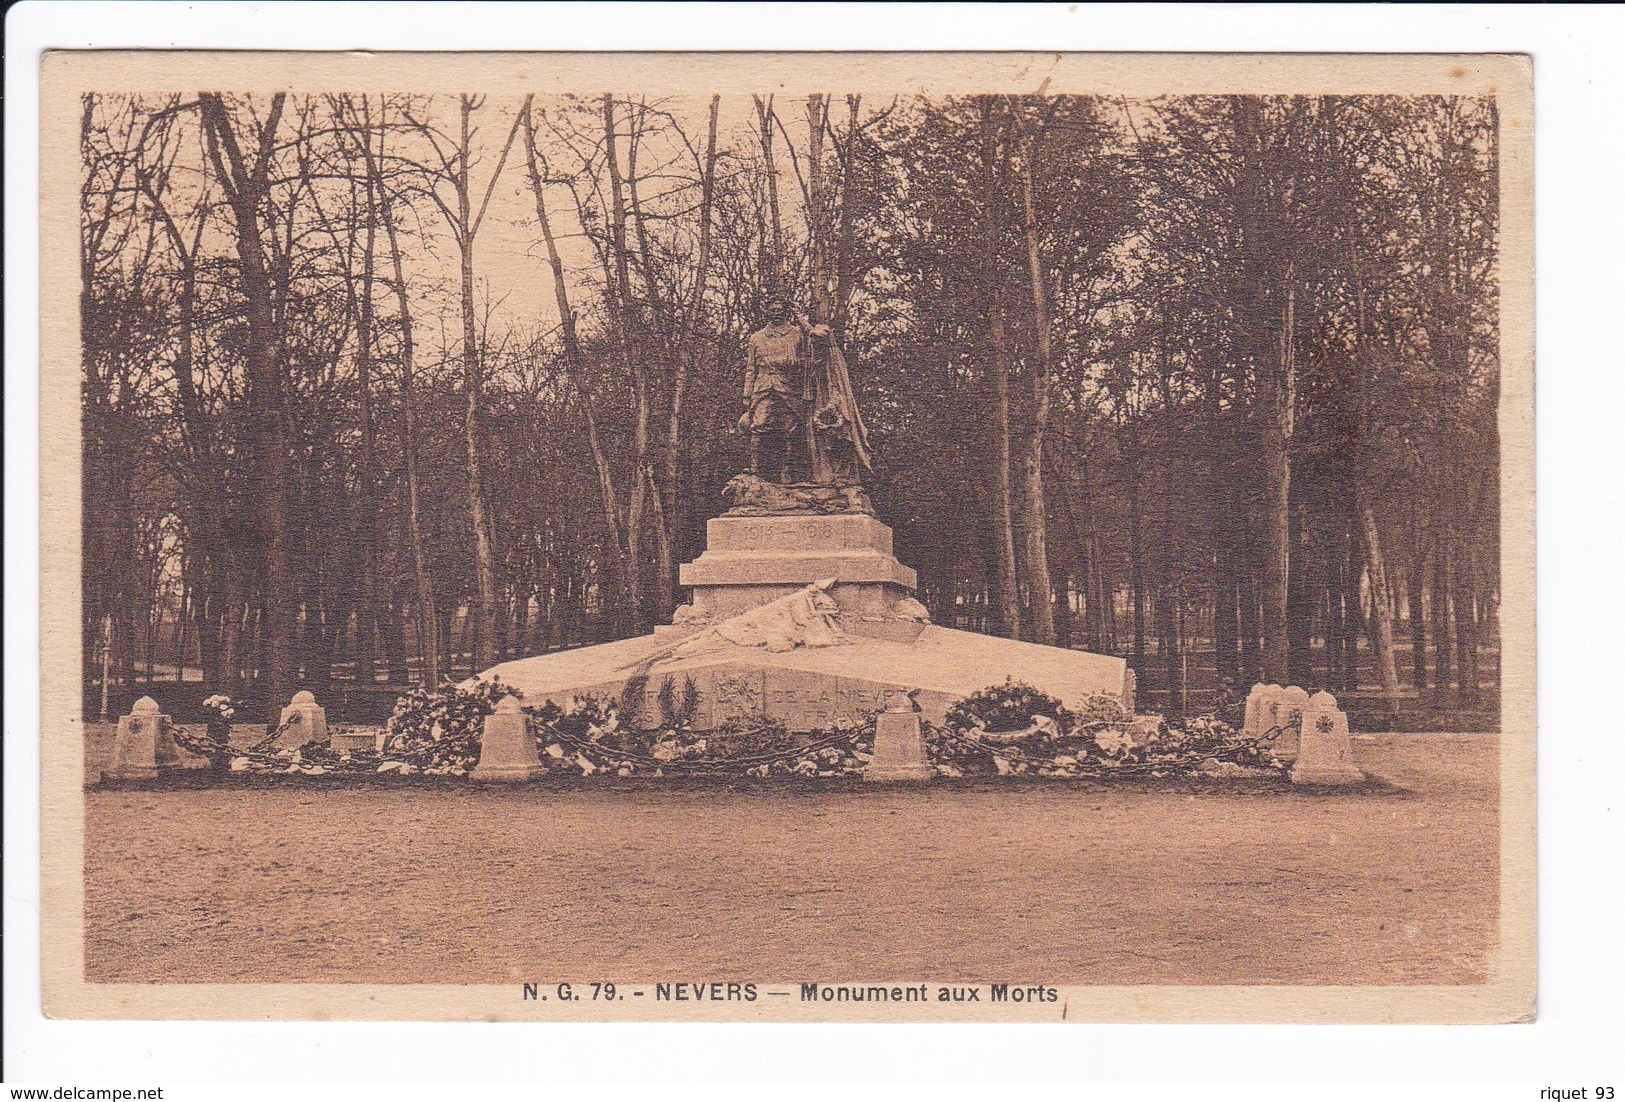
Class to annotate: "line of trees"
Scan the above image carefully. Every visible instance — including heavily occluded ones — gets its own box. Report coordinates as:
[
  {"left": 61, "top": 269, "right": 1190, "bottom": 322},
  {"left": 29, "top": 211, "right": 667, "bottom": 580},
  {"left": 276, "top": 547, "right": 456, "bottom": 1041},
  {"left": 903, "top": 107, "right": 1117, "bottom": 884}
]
[{"left": 81, "top": 92, "right": 1499, "bottom": 721}]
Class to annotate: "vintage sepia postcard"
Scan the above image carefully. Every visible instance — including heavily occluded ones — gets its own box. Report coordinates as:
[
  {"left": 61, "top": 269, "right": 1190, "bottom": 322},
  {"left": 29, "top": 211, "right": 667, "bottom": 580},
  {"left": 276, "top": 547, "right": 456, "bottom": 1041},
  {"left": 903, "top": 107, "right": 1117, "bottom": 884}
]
[{"left": 40, "top": 49, "right": 1534, "bottom": 1023}]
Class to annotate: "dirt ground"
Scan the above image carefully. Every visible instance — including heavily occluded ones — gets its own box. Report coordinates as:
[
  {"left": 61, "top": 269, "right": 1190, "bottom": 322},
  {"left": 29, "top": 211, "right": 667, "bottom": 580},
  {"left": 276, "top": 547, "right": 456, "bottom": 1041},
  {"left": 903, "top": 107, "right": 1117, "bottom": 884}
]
[{"left": 81, "top": 732, "right": 1498, "bottom": 986}]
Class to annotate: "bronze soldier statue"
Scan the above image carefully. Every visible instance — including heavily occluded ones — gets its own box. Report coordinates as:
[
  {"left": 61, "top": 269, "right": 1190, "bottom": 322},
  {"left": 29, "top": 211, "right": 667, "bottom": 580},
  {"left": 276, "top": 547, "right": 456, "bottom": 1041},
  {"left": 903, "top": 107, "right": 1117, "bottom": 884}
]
[{"left": 739, "top": 296, "right": 872, "bottom": 486}]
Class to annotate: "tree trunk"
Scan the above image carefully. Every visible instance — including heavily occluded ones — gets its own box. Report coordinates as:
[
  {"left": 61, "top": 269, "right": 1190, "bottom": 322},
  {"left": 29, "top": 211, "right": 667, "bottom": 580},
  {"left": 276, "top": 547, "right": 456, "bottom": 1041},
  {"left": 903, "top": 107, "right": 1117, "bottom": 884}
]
[
  {"left": 1208, "top": 341, "right": 1240, "bottom": 688},
  {"left": 1434, "top": 540, "right": 1456, "bottom": 695},
  {"left": 1014, "top": 108, "right": 1057, "bottom": 646},
  {"left": 660, "top": 94, "right": 720, "bottom": 616},
  {"left": 1228, "top": 96, "right": 1291, "bottom": 687},
  {"left": 601, "top": 94, "right": 649, "bottom": 631},
  {"left": 218, "top": 583, "right": 244, "bottom": 694},
  {"left": 456, "top": 98, "right": 500, "bottom": 671},
  {"left": 520, "top": 97, "right": 628, "bottom": 624},
  {"left": 625, "top": 102, "right": 680, "bottom": 624},
  {"left": 833, "top": 95, "right": 862, "bottom": 340},
  {"left": 1157, "top": 581, "right": 1179, "bottom": 716},
  {"left": 1214, "top": 545, "right": 1240, "bottom": 688},
  {"left": 978, "top": 97, "right": 1021, "bottom": 639},
  {"left": 1240, "top": 569, "right": 1261, "bottom": 686},
  {"left": 367, "top": 105, "right": 440, "bottom": 687},
  {"left": 1407, "top": 549, "right": 1430, "bottom": 692},
  {"left": 1259, "top": 281, "right": 1294, "bottom": 685},
  {"left": 1349, "top": 260, "right": 1402, "bottom": 718},
  {"left": 755, "top": 96, "right": 785, "bottom": 288},
  {"left": 1157, "top": 472, "right": 1181, "bottom": 713},
  {"left": 806, "top": 95, "right": 832, "bottom": 323},
  {"left": 198, "top": 92, "right": 295, "bottom": 724},
  {"left": 1127, "top": 442, "right": 1146, "bottom": 666},
  {"left": 1357, "top": 494, "right": 1403, "bottom": 720},
  {"left": 1287, "top": 503, "right": 1316, "bottom": 676},
  {"left": 1341, "top": 527, "right": 1361, "bottom": 693},
  {"left": 352, "top": 127, "right": 381, "bottom": 687},
  {"left": 1453, "top": 541, "right": 1478, "bottom": 703},
  {"left": 1078, "top": 460, "right": 1106, "bottom": 653}
]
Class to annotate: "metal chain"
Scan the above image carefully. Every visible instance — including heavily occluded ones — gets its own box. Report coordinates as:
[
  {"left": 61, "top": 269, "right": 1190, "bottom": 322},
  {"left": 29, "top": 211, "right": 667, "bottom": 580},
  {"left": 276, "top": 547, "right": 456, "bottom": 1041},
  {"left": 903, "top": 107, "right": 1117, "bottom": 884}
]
[
  {"left": 935, "top": 721, "right": 1290, "bottom": 778},
  {"left": 540, "top": 722, "right": 862, "bottom": 775},
  {"left": 153, "top": 711, "right": 1288, "bottom": 781}
]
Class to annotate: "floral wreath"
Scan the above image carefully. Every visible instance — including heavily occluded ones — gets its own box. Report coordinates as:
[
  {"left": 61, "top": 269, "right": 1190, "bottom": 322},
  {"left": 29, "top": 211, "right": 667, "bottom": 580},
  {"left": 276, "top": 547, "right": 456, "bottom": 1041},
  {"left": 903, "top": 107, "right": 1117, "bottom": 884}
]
[{"left": 812, "top": 401, "right": 847, "bottom": 432}]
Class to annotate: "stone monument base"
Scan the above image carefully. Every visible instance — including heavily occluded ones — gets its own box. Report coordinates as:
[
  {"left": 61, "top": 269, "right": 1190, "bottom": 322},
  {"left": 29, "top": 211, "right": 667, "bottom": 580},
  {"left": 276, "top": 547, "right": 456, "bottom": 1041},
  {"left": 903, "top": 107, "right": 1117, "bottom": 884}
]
[
  {"left": 678, "top": 511, "right": 917, "bottom": 622},
  {"left": 480, "top": 621, "right": 1132, "bottom": 732},
  {"left": 476, "top": 496, "right": 1136, "bottom": 733}
]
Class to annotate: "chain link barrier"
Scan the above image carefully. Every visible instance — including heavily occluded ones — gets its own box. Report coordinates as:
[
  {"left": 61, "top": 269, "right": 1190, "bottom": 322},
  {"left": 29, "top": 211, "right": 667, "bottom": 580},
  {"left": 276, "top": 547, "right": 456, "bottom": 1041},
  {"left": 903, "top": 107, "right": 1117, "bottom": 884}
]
[
  {"left": 150, "top": 691, "right": 1292, "bottom": 783},
  {"left": 930, "top": 719, "right": 1291, "bottom": 779},
  {"left": 538, "top": 719, "right": 869, "bottom": 778},
  {"left": 159, "top": 713, "right": 872, "bottom": 779}
]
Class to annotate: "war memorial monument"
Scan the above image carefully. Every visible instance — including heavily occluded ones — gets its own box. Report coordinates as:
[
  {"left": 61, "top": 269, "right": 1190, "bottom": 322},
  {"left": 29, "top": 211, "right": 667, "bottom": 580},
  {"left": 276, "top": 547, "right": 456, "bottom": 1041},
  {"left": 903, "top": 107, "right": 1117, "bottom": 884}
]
[{"left": 477, "top": 298, "right": 1136, "bottom": 740}]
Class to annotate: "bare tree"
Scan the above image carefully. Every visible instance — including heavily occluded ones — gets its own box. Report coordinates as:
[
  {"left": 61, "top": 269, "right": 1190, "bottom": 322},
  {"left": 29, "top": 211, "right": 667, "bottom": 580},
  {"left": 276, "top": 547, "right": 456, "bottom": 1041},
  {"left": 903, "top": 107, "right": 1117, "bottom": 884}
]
[
  {"left": 978, "top": 96, "right": 1021, "bottom": 639},
  {"left": 403, "top": 95, "right": 522, "bottom": 668},
  {"left": 342, "top": 93, "right": 443, "bottom": 686},
  {"left": 519, "top": 94, "right": 629, "bottom": 624},
  {"left": 1013, "top": 98, "right": 1058, "bottom": 646},
  {"left": 197, "top": 91, "right": 296, "bottom": 719},
  {"left": 659, "top": 94, "right": 721, "bottom": 614}
]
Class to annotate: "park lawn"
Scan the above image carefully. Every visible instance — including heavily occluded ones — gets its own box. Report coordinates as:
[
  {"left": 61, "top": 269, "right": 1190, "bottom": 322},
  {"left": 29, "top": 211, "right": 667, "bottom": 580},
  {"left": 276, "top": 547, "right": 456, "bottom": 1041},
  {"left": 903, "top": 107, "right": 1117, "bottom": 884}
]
[{"left": 79, "top": 732, "right": 1498, "bottom": 987}]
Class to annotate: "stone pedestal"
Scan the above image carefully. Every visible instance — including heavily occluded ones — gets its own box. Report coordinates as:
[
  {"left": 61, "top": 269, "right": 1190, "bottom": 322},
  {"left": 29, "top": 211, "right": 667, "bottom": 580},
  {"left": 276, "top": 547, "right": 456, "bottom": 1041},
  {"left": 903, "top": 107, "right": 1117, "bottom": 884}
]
[
  {"left": 1242, "top": 683, "right": 1283, "bottom": 736},
  {"left": 107, "top": 696, "right": 183, "bottom": 780},
  {"left": 1272, "top": 686, "right": 1310, "bottom": 760},
  {"left": 477, "top": 488, "right": 1134, "bottom": 735},
  {"left": 864, "top": 690, "right": 934, "bottom": 783},
  {"left": 1245, "top": 683, "right": 1310, "bottom": 762},
  {"left": 679, "top": 513, "right": 916, "bottom": 623},
  {"left": 273, "top": 690, "right": 329, "bottom": 750},
  {"left": 471, "top": 696, "right": 544, "bottom": 782},
  {"left": 1290, "top": 691, "right": 1366, "bottom": 787}
]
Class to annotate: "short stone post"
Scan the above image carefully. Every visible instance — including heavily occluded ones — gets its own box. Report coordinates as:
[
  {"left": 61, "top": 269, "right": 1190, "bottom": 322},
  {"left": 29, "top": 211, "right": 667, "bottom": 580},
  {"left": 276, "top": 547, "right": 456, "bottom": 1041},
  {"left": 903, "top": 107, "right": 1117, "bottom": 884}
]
[
  {"left": 1242, "top": 683, "right": 1282, "bottom": 737},
  {"left": 864, "top": 689, "right": 933, "bottom": 783},
  {"left": 107, "top": 696, "right": 183, "bottom": 780},
  {"left": 1270, "top": 685, "right": 1310, "bottom": 762},
  {"left": 272, "top": 690, "right": 328, "bottom": 750},
  {"left": 1290, "top": 690, "right": 1366, "bottom": 787},
  {"left": 470, "top": 696, "right": 544, "bottom": 782}
]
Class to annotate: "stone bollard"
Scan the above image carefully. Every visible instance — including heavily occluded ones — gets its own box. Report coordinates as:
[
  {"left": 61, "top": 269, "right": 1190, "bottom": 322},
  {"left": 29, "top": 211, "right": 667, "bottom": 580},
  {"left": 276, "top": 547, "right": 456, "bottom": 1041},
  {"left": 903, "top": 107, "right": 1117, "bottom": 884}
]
[
  {"left": 470, "top": 696, "right": 544, "bottom": 782},
  {"left": 273, "top": 690, "right": 328, "bottom": 750},
  {"left": 864, "top": 689, "right": 933, "bottom": 783},
  {"left": 1290, "top": 690, "right": 1366, "bottom": 787},
  {"left": 107, "top": 696, "right": 183, "bottom": 780},
  {"left": 1245, "top": 683, "right": 1314, "bottom": 761},
  {"left": 1271, "top": 686, "right": 1310, "bottom": 762},
  {"left": 1242, "top": 683, "right": 1283, "bottom": 737}
]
